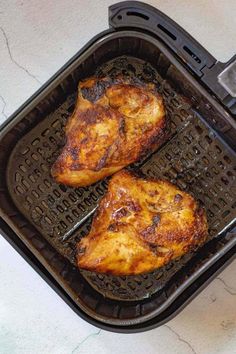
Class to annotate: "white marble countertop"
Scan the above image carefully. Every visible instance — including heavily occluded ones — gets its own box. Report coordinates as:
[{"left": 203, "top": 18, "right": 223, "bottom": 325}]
[{"left": 0, "top": 1, "right": 235, "bottom": 353}]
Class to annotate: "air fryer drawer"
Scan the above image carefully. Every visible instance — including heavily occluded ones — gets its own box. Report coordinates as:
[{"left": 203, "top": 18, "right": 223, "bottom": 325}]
[{"left": 1, "top": 29, "right": 235, "bottom": 331}]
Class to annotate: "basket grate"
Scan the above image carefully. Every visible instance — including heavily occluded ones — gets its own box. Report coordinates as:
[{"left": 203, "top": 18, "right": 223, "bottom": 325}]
[{"left": 7, "top": 56, "right": 236, "bottom": 300}]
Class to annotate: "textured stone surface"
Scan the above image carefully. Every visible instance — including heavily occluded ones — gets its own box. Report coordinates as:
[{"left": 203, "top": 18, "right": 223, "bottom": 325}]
[{"left": 0, "top": 1, "right": 235, "bottom": 353}]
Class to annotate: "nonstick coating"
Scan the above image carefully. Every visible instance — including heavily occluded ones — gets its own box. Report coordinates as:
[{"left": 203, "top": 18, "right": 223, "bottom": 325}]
[{"left": 1, "top": 31, "right": 236, "bottom": 326}]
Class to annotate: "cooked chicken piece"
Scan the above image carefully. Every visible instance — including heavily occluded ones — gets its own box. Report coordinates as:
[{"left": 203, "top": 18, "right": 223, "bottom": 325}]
[
  {"left": 51, "top": 76, "right": 166, "bottom": 187},
  {"left": 77, "top": 170, "right": 208, "bottom": 275}
]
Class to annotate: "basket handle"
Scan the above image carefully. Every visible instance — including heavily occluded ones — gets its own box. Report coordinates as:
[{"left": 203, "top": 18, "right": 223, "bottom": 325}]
[
  {"left": 109, "top": 1, "right": 236, "bottom": 115},
  {"left": 109, "top": 1, "right": 216, "bottom": 77}
]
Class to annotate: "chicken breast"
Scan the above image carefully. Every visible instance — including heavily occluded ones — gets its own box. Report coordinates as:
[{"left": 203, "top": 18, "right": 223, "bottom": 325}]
[
  {"left": 77, "top": 170, "right": 208, "bottom": 275},
  {"left": 51, "top": 76, "right": 166, "bottom": 187}
]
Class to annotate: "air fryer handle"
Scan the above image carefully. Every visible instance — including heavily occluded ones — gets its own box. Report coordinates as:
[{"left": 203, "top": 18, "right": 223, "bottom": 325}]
[
  {"left": 109, "top": 1, "right": 236, "bottom": 115},
  {"left": 109, "top": 1, "right": 216, "bottom": 77}
]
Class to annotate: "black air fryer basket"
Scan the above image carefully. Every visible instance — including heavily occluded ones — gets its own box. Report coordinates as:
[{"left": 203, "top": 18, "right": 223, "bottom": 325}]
[{"left": 0, "top": 1, "right": 235, "bottom": 333}]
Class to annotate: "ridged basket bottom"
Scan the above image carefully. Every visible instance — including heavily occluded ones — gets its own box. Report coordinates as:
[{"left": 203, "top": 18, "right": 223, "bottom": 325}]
[{"left": 7, "top": 56, "right": 236, "bottom": 301}]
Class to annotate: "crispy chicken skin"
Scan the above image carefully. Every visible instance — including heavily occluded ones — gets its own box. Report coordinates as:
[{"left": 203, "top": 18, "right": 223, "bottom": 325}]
[
  {"left": 77, "top": 170, "right": 208, "bottom": 275},
  {"left": 51, "top": 77, "right": 166, "bottom": 187}
]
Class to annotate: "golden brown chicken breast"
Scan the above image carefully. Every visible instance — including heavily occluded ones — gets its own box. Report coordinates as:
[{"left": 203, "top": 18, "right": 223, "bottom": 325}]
[
  {"left": 51, "top": 76, "right": 166, "bottom": 187},
  {"left": 77, "top": 170, "right": 208, "bottom": 275}
]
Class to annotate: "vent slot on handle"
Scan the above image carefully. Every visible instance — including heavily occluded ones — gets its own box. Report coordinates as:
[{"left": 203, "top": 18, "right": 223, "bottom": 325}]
[
  {"left": 126, "top": 11, "right": 149, "bottom": 21},
  {"left": 157, "top": 24, "right": 176, "bottom": 41},
  {"left": 183, "top": 45, "right": 202, "bottom": 64}
]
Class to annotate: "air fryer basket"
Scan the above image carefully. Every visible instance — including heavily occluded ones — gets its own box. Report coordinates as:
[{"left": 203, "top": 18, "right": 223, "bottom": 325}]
[{"left": 0, "top": 2, "right": 236, "bottom": 331}]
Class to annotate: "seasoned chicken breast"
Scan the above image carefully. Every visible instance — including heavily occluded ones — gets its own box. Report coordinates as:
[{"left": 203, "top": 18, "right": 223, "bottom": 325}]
[
  {"left": 51, "top": 76, "right": 166, "bottom": 187},
  {"left": 78, "top": 170, "right": 208, "bottom": 275}
]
